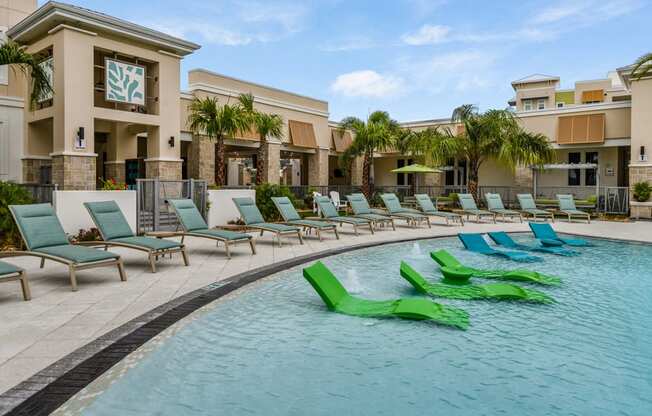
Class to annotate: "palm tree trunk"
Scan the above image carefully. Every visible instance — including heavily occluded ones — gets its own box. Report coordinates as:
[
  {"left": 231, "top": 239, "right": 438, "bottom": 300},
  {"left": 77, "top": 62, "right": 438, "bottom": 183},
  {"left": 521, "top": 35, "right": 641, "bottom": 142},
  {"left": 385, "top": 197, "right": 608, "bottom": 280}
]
[
  {"left": 256, "top": 136, "right": 267, "bottom": 185},
  {"left": 468, "top": 160, "right": 480, "bottom": 201},
  {"left": 215, "top": 136, "right": 226, "bottom": 186},
  {"left": 362, "top": 151, "right": 372, "bottom": 200}
]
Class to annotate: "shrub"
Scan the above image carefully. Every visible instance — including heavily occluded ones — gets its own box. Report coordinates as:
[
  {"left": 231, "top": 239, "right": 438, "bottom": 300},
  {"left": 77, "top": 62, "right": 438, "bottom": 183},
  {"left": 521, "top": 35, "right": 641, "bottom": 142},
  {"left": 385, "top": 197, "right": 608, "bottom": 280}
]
[
  {"left": 69, "top": 228, "right": 101, "bottom": 243},
  {"left": 99, "top": 177, "right": 127, "bottom": 190},
  {"left": 0, "top": 181, "right": 33, "bottom": 247},
  {"left": 633, "top": 181, "right": 652, "bottom": 202},
  {"left": 255, "top": 183, "right": 297, "bottom": 221}
]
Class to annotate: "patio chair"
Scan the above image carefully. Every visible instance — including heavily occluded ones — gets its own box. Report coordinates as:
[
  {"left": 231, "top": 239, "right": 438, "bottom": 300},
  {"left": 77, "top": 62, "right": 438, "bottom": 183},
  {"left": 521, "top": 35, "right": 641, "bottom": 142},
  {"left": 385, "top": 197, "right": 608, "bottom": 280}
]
[
  {"left": 557, "top": 194, "right": 591, "bottom": 223},
  {"left": 8, "top": 203, "right": 126, "bottom": 291},
  {"left": 0, "top": 260, "right": 30, "bottom": 301},
  {"left": 517, "top": 194, "right": 554, "bottom": 222},
  {"left": 380, "top": 193, "right": 431, "bottom": 228},
  {"left": 457, "top": 194, "right": 496, "bottom": 223},
  {"left": 84, "top": 201, "right": 189, "bottom": 272},
  {"left": 484, "top": 193, "right": 522, "bottom": 222},
  {"left": 414, "top": 194, "right": 464, "bottom": 225},
  {"left": 345, "top": 193, "right": 396, "bottom": 230},
  {"left": 232, "top": 197, "right": 303, "bottom": 247},
  {"left": 329, "top": 191, "right": 348, "bottom": 211},
  {"left": 457, "top": 233, "right": 541, "bottom": 262},
  {"left": 315, "top": 196, "right": 374, "bottom": 235},
  {"left": 487, "top": 231, "right": 577, "bottom": 256},
  {"left": 528, "top": 222, "right": 592, "bottom": 247},
  {"left": 168, "top": 199, "right": 256, "bottom": 258},
  {"left": 271, "top": 197, "right": 339, "bottom": 241}
]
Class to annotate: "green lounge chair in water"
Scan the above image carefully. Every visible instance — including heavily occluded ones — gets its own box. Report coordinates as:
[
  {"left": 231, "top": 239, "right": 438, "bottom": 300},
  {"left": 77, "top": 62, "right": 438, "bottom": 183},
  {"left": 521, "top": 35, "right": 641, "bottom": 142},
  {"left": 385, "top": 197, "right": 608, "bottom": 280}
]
[
  {"left": 517, "top": 194, "right": 554, "bottom": 222},
  {"left": 399, "top": 261, "right": 552, "bottom": 303},
  {"left": 346, "top": 193, "right": 396, "bottom": 230},
  {"left": 271, "top": 197, "right": 339, "bottom": 241},
  {"left": 233, "top": 197, "right": 303, "bottom": 247},
  {"left": 84, "top": 201, "right": 189, "bottom": 272},
  {"left": 484, "top": 193, "right": 522, "bottom": 223},
  {"left": 315, "top": 196, "right": 375, "bottom": 235},
  {"left": 380, "top": 193, "right": 431, "bottom": 228},
  {"left": 457, "top": 194, "right": 496, "bottom": 223},
  {"left": 528, "top": 222, "right": 592, "bottom": 247},
  {"left": 0, "top": 260, "right": 30, "bottom": 300},
  {"left": 488, "top": 231, "right": 578, "bottom": 256},
  {"left": 458, "top": 233, "right": 542, "bottom": 262},
  {"left": 303, "top": 261, "right": 469, "bottom": 329},
  {"left": 168, "top": 199, "right": 256, "bottom": 258},
  {"left": 431, "top": 249, "right": 561, "bottom": 286},
  {"left": 8, "top": 204, "right": 126, "bottom": 291},
  {"left": 557, "top": 194, "right": 591, "bottom": 223},
  {"left": 414, "top": 194, "right": 463, "bottom": 226}
]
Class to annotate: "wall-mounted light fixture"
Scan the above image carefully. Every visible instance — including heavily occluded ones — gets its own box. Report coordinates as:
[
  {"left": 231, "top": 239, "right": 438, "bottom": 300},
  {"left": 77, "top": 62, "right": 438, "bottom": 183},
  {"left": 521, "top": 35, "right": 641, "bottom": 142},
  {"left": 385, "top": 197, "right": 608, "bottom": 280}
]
[
  {"left": 168, "top": 136, "right": 175, "bottom": 147},
  {"left": 75, "top": 127, "right": 86, "bottom": 149},
  {"left": 640, "top": 146, "right": 648, "bottom": 162}
]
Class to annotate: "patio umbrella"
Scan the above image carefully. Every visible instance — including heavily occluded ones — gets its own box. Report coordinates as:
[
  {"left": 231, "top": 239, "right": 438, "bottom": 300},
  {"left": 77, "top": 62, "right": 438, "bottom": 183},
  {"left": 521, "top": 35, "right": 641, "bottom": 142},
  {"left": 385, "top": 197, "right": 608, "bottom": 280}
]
[{"left": 390, "top": 164, "right": 442, "bottom": 193}]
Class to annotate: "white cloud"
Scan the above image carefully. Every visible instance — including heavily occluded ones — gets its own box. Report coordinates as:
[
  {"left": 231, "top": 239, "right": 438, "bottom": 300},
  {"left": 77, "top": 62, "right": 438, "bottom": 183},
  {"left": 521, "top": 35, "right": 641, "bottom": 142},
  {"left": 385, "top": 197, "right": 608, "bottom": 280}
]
[
  {"left": 320, "top": 37, "right": 376, "bottom": 52},
  {"left": 401, "top": 24, "right": 451, "bottom": 45},
  {"left": 530, "top": 0, "right": 642, "bottom": 25},
  {"left": 330, "top": 70, "right": 405, "bottom": 98}
]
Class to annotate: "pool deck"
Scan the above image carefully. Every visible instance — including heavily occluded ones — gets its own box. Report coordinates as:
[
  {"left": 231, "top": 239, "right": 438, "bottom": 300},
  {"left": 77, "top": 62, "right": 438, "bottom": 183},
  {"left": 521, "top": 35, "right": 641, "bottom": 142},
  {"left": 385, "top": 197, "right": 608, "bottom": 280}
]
[{"left": 0, "top": 219, "right": 650, "bottom": 406}]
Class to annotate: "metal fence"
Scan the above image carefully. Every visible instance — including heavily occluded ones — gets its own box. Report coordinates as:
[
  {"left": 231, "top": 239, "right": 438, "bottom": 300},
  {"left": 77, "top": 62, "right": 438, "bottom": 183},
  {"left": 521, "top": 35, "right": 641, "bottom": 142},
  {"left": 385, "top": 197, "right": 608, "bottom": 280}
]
[
  {"left": 16, "top": 183, "right": 58, "bottom": 204},
  {"left": 136, "top": 178, "right": 208, "bottom": 234}
]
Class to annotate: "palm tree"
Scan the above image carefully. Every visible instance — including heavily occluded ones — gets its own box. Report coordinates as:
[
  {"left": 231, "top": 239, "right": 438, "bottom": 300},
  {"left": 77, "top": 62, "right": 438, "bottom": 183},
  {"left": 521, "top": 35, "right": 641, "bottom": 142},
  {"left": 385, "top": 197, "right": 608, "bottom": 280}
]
[
  {"left": 631, "top": 53, "right": 652, "bottom": 80},
  {"left": 0, "top": 40, "right": 52, "bottom": 108},
  {"left": 187, "top": 96, "right": 249, "bottom": 186},
  {"left": 405, "top": 105, "right": 554, "bottom": 199},
  {"left": 339, "top": 111, "right": 401, "bottom": 199}
]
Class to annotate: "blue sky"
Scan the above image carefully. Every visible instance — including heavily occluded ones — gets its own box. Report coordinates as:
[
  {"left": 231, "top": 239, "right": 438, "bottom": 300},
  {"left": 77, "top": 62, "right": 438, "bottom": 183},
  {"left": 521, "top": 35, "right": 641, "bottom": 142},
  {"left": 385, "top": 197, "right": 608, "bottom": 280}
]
[{"left": 43, "top": 0, "right": 651, "bottom": 122}]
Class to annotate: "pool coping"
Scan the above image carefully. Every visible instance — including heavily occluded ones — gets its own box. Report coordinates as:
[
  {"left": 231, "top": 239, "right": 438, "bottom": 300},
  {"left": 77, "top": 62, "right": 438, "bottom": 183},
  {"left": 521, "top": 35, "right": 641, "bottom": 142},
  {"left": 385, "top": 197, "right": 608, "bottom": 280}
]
[{"left": 0, "top": 231, "right": 644, "bottom": 415}]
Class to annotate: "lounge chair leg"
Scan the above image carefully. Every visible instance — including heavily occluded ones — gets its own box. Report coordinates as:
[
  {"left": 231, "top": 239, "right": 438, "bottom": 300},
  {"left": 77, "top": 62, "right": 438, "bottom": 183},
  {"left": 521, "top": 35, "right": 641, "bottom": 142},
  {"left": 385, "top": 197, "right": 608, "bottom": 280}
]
[
  {"left": 298, "top": 231, "right": 304, "bottom": 244},
  {"left": 391, "top": 220, "right": 396, "bottom": 231},
  {"left": 181, "top": 246, "right": 190, "bottom": 266},
  {"left": 369, "top": 223, "right": 375, "bottom": 234},
  {"left": 277, "top": 233, "right": 283, "bottom": 247},
  {"left": 40, "top": 258, "right": 45, "bottom": 268},
  {"left": 224, "top": 242, "right": 231, "bottom": 259},
  {"left": 249, "top": 239, "right": 257, "bottom": 254},
  {"left": 427, "top": 218, "right": 431, "bottom": 228},
  {"left": 334, "top": 227, "right": 340, "bottom": 239},
  {"left": 19, "top": 271, "right": 31, "bottom": 301},
  {"left": 117, "top": 259, "right": 127, "bottom": 282},
  {"left": 180, "top": 235, "right": 185, "bottom": 244},
  {"left": 260, "top": 229, "right": 264, "bottom": 236},
  {"left": 69, "top": 265, "right": 78, "bottom": 292},
  {"left": 148, "top": 253, "right": 156, "bottom": 273},
  {"left": 353, "top": 225, "right": 359, "bottom": 236},
  {"left": 317, "top": 229, "right": 322, "bottom": 242}
]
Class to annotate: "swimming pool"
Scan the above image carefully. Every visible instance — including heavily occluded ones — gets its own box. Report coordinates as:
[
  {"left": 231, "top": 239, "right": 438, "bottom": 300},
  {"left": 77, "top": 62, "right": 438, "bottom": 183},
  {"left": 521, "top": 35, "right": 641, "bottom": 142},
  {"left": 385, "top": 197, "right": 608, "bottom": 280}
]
[{"left": 58, "top": 235, "right": 652, "bottom": 415}]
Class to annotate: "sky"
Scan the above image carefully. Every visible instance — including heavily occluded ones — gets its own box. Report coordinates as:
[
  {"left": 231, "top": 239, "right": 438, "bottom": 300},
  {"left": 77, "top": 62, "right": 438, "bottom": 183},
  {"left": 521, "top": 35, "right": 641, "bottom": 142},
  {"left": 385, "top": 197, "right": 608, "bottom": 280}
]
[{"left": 41, "top": 0, "right": 651, "bottom": 122}]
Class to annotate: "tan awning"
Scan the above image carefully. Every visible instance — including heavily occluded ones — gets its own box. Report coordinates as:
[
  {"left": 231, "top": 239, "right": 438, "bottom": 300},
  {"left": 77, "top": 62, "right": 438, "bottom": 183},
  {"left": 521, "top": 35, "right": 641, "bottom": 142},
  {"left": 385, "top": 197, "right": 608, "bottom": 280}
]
[
  {"left": 288, "top": 120, "right": 317, "bottom": 148},
  {"left": 332, "top": 130, "right": 352, "bottom": 152},
  {"left": 236, "top": 128, "right": 259, "bottom": 141},
  {"left": 557, "top": 113, "right": 605, "bottom": 144},
  {"left": 581, "top": 89, "right": 604, "bottom": 103}
]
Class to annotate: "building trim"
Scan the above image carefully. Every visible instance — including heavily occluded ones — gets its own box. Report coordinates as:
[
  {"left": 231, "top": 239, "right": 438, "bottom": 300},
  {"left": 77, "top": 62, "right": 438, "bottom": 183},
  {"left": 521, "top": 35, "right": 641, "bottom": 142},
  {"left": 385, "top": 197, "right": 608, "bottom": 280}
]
[
  {"left": 47, "top": 23, "right": 97, "bottom": 37},
  {"left": 400, "top": 117, "right": 452, "bottom": 128},
  {"left": 21, "top": 155, "right": 52, "bottom": 160},
  {"left": 49, "top": 151, "right": 98, "bottom": 157},
  {"left": 0, "top": 96, "right": 25, "bottom": 108},
  {"left": 143, "top": 157, "right": 184, "bottom": 163},
  {"left": 516, "top": 101, "right": 631, "bottom": 118},
  {"left": 104, "top": 160, "right": 126, "bottom": 164},
  {"left": 551, "top": 138, "right": 631, "bottom": 149}
]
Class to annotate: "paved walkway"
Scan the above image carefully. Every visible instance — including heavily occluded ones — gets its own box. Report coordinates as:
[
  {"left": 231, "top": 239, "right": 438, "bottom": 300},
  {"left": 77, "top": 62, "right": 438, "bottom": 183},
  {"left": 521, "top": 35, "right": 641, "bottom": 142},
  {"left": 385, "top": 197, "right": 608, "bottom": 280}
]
[{"left": 0, "top": 219, "right": 650, "bottom": 394}]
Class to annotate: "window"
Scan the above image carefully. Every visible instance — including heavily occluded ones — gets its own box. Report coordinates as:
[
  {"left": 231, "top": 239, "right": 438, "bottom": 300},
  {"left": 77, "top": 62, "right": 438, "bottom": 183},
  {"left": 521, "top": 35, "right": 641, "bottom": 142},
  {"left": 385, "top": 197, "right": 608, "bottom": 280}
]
[
  {"left": 556, "top": 102, "right": 565, "bottom": 108},
  {"left": 396, "top": 159, "right": 414, "bottom": 185},
  {"left": 523, "top": 99, "right": 533, "bottom": 111},
  {"left": 585, "top": 152, "right": 598, "bottom": 186},
  {"left": 537, "top": 98, "right": 545, "bottom": 110},
  {"left": 568, "top": 152, "right": 581, "bottom": 186}
]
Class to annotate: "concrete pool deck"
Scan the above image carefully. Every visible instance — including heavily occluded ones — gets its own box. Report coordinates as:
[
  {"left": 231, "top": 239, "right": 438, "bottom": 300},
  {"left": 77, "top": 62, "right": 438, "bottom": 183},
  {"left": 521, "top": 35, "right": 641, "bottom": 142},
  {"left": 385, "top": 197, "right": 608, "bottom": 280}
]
[{"left": 0, "top": 219, "right": 650, "bottom": 408}]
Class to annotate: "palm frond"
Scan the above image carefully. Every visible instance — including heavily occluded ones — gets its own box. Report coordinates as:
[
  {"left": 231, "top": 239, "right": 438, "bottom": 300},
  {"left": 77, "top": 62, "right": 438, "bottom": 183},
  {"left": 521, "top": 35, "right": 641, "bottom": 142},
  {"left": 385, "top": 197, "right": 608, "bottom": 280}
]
[
  {"left": 0, "top": 40, "right": 52, "bottom": 109},
  {"left": 631, "top": 52, "right": 652, "bottom": 80}
]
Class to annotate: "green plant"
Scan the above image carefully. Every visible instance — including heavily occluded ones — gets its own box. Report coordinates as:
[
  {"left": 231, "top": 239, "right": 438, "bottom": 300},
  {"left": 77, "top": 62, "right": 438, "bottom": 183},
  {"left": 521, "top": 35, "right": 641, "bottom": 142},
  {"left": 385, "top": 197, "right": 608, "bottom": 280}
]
[
  {"left": 303, "top": 186, "right": 319, "bottom": 207},
  {"left": 633, "top": 182, "right": 651, "bottom": 202},
  {"left": 0, "top": 40, "right": 53, "bottom": 109},
  {"left": 586, "top": 195, "right": 598, "bottom": 204},
  {"left": 631, "top": 52, "right": 652, "bottom": 81},
  {"left": 0, "top": 181, "right": 33, "bottom": 247},
  {"left": 370, "top": 191, "right": 383, "bottom": 208},
  {"left": 255, "top": 183, "right": 297, "bottom": 221},
  {"left": 69, "top": 228, "right": 101, "bottom": 243},
  {"left": 99, "top": 177, "right": 127, "bottom": 190}
]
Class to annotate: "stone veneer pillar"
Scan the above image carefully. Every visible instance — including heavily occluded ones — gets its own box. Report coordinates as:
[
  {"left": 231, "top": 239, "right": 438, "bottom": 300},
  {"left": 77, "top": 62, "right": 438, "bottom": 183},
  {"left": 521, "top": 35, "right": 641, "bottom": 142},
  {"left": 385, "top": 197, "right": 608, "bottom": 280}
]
[
  {"left": 145, "top": 160, "right": 183, "bottom": 180},
  {"left": 260, "top": 141, "right": 280, "bottom": 184},
  {"left": 104, "top": 161, "right": 126, "bottom": 183},
  {"left": 629, "top": 166, "right": 652, "bottom": 218},
  {"left": 422, "top": 171, "right": 443, "bottom": 187},
  {"left": 188, "top": 135, "right": 215, "bottom": 185},
  {"left": 51, "top": 155, "right": 97, "bottom": 190},
  {"left": 308, "top": 148, "right": 330, "bottom": 186},
  {"left": 513, "top": 165, "right": 534, "bottom": 189},
  {"left": 22, "top": 158, "right": 52, "bottom": 183},
  {"left": 349, "top": 156, "right": 364, "bottom": 186}
]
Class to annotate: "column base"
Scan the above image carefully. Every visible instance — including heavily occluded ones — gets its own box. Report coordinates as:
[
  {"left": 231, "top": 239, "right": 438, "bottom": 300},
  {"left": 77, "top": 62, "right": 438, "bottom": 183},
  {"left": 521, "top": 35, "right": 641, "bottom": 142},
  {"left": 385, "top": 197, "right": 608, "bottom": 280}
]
[
  {"left": 145, "top": 159, "right": 182, "bottom": 180},
  {"left": 104, "top": 161, "right": 126, "bottom": 183},
  {"left": 22, "top": 158, "right": 52, "bottom": 184},
  {"left": 52, "top": 155, "right": 97, "bottom": 190}
]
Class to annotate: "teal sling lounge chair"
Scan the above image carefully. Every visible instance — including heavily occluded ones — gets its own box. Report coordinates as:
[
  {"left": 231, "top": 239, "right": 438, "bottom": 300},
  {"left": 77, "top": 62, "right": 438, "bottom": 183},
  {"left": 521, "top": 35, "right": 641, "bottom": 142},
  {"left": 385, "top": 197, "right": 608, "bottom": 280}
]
[
  {"left": 380, "top": 193, "right": 431, "bottom": 228},
  {"left": 457, "top": 194, "right": 496, "bottom": 223},
  {"left": 458, "top": 233, "right": 541, "bottom": 262},
  {"left": 346, "top": 193, "right": 396, "bottom": 230},
  {"left": 488, "top": 231, "right": 577, "bottom": 256},
  {"left": 84, "top": 201, "right": 189, "bottom": 272},
  {"left": 271, "top": 197, "right": 339, "bottom": 241},
  {"left": 517, "top": 194, "right": 554, "bottom": 222},
  {"left": 303, "top": 261, "right": 469, "bottom": 329},
  {"left": 0, "top": 260, "right": 30, "bottom": 301},
  {"left": 232, "top": 197, "right": 303, "bottom": 247},
  {"left": 315, "top": 196, "right": 374, "bottom": 235},
  {"left": 484, "top": 193, "right": 522, "bottom": 222},
  {"left": 414, "top": 194, "right": 463, "bottom": 225},
  {"left": 8, "top": 204, "right": 126, "bottom": 291},
  {"left": 557, "top": 194, "right": 591, "bottom": 223},
  {"left": 528, "top": 222, "right": 592, "bottom": 247},
  {"left": 168, "top": 199, "right": 256, "bottom": 258}
]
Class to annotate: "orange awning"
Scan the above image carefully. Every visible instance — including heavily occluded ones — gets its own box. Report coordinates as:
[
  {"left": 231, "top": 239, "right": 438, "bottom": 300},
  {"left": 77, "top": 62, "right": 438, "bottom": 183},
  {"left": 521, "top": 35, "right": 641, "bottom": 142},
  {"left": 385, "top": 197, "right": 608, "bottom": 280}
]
[{"left": 288, "top": 120, "right": 317, "bottom": 148}]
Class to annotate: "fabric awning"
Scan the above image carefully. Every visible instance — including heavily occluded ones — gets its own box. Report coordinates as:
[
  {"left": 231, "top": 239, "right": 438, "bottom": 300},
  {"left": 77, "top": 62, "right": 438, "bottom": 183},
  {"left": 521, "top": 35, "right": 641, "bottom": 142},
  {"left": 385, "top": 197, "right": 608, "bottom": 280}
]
[
  {"left": 581, "top": 89, "right": 604, "bottom": 103},
  {"left": 288, "top": 120, "right": 317, "bottom": 148},
  {"left": 391, "top": 164, "right": 441, "bottom": 173},
  {"left": 237, "top": 128, "right": 259, "bottom": 141},
  {"left": 534, "top": 163, "right": 598, "bottom": 170},
  {"left": 332, "top": 130, "right": 352, "bottom": 152}
]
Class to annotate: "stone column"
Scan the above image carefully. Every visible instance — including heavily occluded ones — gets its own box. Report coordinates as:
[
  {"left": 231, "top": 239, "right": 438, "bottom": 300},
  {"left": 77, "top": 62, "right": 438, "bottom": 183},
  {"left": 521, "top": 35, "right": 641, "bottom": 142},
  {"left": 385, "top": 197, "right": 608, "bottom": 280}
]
[
  {"left": 188, "top": 134, "right": 215, "bottom": 185},
  {"left": 422, "top": 172, "right": 443, "bottom": 186},
  {"left": 104, "top": 161, "right": 126, "bottom": 183},
  {"left": 308, "top": 148, "right": 330, "bottom": 186},
  {"left": 51, "top": 155, "right": 96, "bottom": 190},
  {"left": 260, "top": 141, "right": 280, "bottom": 184},
  {"left": 145, "top": 160, "right": 183, "bottom": 180},
  {"left": 22, "top": 158, "right": 52, "bottom": 183},
  {"left": 349, "top": 156, "right": 364, "bottom": 186},
  {"left": 629, "top": 166, "right": 652, "bottom": 218},
  {"left": 514, "top": 165, "right": 534, "bottom": 188}
]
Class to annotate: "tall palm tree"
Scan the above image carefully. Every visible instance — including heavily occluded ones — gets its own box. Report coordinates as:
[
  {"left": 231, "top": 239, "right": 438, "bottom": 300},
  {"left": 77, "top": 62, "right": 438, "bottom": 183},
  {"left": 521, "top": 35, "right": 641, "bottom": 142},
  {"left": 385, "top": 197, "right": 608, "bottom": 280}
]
[
  {"left": 187, "top": 96, "right": 249, "bottom": 186},
  {"left": 0, "top": 40, "right": 52, "bottom": 108},
  {"left": 405, "top": 105, "right": 554, "bottom": 199},
  {"left": 339, "top": 111, "right": 401, "bottom": 199},
  {"left": 631, "top": 52, "right": 652, "bottom": 80}
]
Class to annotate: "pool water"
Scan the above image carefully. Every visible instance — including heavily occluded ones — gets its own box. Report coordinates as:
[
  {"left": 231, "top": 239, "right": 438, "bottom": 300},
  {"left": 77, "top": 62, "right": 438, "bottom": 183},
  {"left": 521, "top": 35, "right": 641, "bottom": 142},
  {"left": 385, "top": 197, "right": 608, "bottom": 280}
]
[{"left": 73, "top": 236, "right": 652, "bottom": 415}]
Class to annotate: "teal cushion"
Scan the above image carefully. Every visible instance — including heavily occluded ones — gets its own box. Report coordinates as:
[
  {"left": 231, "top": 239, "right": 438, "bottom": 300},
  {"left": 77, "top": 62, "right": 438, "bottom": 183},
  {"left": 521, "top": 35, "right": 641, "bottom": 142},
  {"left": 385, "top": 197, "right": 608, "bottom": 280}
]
[
  {"left": 10, "top": 204, "right": 69, "bottom": 250},
  {"left": 169, "top": 199, "right": 208, "bottom": 231},
  {"left": 381, "top": 194, "right": 403, "bottom": 213},
  {"left": 458, "top": 194, "right": 479, "bottom": 210},
  {"left": 272, "top": 197, "right": 301, "bottom": 221},
  {"left": 35, "top": 245, "right": 119, "bottom": 263},
  {"left": 256, "top": 223, "right": 300, "bottom": 232},
  {"left": 84, "top": 201, "right": 134, "bottom": 240},
  {"left": 233, "top": 198, "right": 265, "bottom": 224},
  {"left": 189, "top": 228, "right": 251, "bottom": 240},
  {"left": 112, "top": 236, "right": 181, "bottom": 250},
  {"left": 0, "top": 261, "right": 22, "bottom": 276},
  {"left": 415, "top": 194, "right": 437, "bottom": 212},
  {"left": 485, "top": 193, "right": 505, "bottom": 210},
  {"left": 315, "top": 196, "right": 339, "bottom": 218}
]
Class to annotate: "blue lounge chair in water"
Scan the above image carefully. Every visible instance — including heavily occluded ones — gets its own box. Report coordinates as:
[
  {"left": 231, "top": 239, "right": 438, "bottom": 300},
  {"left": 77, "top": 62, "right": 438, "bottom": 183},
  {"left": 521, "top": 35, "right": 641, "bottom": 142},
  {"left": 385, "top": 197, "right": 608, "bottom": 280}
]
[
  {"left": 458, "top": 233, "right": 541, "bottom": 262},
  {"left": 488, "top": 231, "right": 577, "bottom": 256},
  {"left": 528, "top": 222, "right": 592, "bottom": 247}
]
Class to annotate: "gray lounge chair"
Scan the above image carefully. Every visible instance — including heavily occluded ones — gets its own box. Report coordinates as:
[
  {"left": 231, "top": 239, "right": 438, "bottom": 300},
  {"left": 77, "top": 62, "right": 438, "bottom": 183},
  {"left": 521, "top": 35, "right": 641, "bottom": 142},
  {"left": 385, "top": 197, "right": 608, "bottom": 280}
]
[
  {"left": 232, "top": 197, "right": 303, "bottom": 247},
  {"left": 0, "top": 260, "right": 30, "bottom": 300},
  {"left": 346, "top": 193, "right": 396, "bottom": 230},
  {"left": 168, "top": 199, "right": 256, "bottom": 258},
  {"left": 8, "top": 203, "right": 126, "bottom": 291},
  {"left": 516, "top": 194, "right": 554, "bottom": 222},
  {"left": 84, "top": 201, "right": 189, "bottom": 272},
  {"left": 315, "top": 196, "right": 374, "bottom": 235},
  {"left": 457, "top": 194, "right": 496, "bottom": 223},
  {"left": 414, "top": 194, "right": 464, "bottom": 225},
  {"left": 271, "top": 197, "right": 339, "bottom": 241},
  {"left": 484, "top": 193, "right": 522, "bottom": 223},
  {"left": 380, "top": 193, "right": 431, "bottom": 228},
  {"left": 557, "top": 194, "right": 591, "bottom": 223}
]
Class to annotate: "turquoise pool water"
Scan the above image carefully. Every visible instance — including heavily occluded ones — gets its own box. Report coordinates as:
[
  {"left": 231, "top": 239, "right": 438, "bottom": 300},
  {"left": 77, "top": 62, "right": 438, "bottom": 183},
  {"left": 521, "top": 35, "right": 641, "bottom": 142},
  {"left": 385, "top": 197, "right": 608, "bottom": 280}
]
[{"left": 78, "top": 236, "right": 652, "bottom": 415}]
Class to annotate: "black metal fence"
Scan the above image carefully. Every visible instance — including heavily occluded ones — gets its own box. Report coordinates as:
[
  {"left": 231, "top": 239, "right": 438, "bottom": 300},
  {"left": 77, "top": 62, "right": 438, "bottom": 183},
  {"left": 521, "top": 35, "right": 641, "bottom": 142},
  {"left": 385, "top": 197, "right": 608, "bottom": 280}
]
[
  {"left": 15, "top": 183, "right": 58, "bottom": 204},
  {"left": 136, "top": 179, "right": 208, "bottom": 233}
]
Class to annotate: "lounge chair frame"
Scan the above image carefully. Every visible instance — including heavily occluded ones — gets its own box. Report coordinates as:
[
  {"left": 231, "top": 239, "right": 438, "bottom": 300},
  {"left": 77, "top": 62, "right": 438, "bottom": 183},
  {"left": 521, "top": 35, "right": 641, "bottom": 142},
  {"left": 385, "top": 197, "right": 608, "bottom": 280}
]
[
  {"left": 413, "top": 194, "right": 464, "bottom": 226},
  {"left": 316, "top": 196, "right": 375, "bottom": 235},
  {"left": 484, "top": 193, "right": 523, "bottom": 223},
  {"left": 271, "top": 197, "right": 339, "bottom": 242},
  {"left": 457, "top": 194, "right": 497, "bottom": 223},
  {"left": 345, "top": 194, "right": 396, "bottom": 231},
  {"left": 0, "top": 262, "right": 31, "bottom": 300},
  {"left": 380, "top": 193, "right": 431, "bottom": 228},
  {"left": 233, "top": 198, "right": 304, "bottom": 247},
  {"left": 557, "top": 194, "right": 591, "bottom": 224},
  {"left": 516, "top": 194, "right": 554, "bottom": 222}
]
